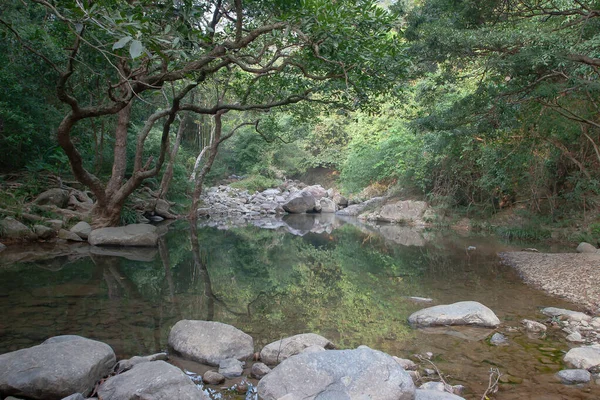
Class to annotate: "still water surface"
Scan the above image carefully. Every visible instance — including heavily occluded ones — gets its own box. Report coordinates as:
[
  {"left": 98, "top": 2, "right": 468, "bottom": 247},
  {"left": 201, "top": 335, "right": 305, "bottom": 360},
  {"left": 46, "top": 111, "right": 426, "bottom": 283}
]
[{"left": 0, "top": 217, "right": 598, "bottom": 399}]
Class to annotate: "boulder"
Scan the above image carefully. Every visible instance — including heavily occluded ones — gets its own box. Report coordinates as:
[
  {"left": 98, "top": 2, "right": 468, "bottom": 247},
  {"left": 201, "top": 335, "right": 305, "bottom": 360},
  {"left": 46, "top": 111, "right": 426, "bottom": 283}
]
[
  {"left": 34, "top": 188, "right": 70, "bottom": 208},
  {"left": 260, "top": 333, "right": 335, "bottom": 365},
  {"left": 564, "top": 346, "right": 600, "bottom": 370},
  {"left": 61, "top": 395, "right": 85, "bottom": 400},
  {"left": 576, "top": 242, "right": 597, "bottom": 253},
  {"left": 98, "top": 361, "right": 207, "bottom": 400},
  {"left": 332, "top": 194, "right": 348, "bottom": 207},
  {"left": 283, "top": 192, "right": 317, "bottom": 214},
  {"left": 521, "top": 319, "right": 547, "bottom": 332},
  {"left": 88, "top": 224, "right": 158, "bottom": 247},
  {"left": 70, "top": 221, "right": 92, "bottom": 239},
  {"left": 34, "top": 224, "right": 55, "bottom": 240},
  {"left": 414, "top": 390, "right": 465, "bottom": 400},
  {"left": 335, "top": 197, "right": 385, "bottom": 217},
  {"left": 556, "top": 369, "right": 591, "bottom": 384},
  {"left": 257, "top": 346, "right": 415, "bottom": 400},
  {"left": 408, "top": 301, "right": 500, "bottom": 328},
  {"left": 0, "top": 242, "right": 5, "bottom": 252},
  {"left": 0, "top": 217, "right": 35, "bottom": 240},
  {"left": 115, "top": 352, "right": 168, "bottom": 373},
  {"left": 0, "top": 335, "right": 116, "bottom": 400},
  {"left": 541, "top": 307, "right": 591, "bottom": 322},
  {"left": 218, "top": 358, "right": 244, "bottom": 378},
  {"left": 168, "top": 320, "right": 254, "bottom": 366},
  {"left": 302, "top": 185, "right": 327, "bottom": 200},
  {"left": 251, "top": 362, "right": 271, "bottom": 379},
  {"left": 319, "top": 198, "right": 337, "bottom": 213},
  {"left": 377, "top": 200, "right": 429, "bottom": 224},
  {"left": 202, "top": 371, "right": 225, "bottom": 385},
  {"left": 58, "top": 229, "right": 84, "bottom": 242},
  {"left": 47, "top": 219, "right": 64, "bottom": 230}
]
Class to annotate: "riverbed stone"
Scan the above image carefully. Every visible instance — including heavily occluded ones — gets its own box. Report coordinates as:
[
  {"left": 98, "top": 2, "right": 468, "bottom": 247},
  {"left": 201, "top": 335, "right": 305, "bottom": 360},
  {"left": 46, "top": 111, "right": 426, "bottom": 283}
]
[
  {"left": 34, "top": 188, "right": 70, "bottom": 208},
  {"left": 88, "top": 224, "right": 158, "bottom": 247},
  {"left": 202, "top": 371, "right": 225, "bottom": 385},
  {"left": 414, "top": 390, "right": 465, "bottom": 400},
  {"left": 58, "top": 229, "right": 84, "bottom": 242},
  {"left": 168, "top": 320, "right": 254, "bottom": 366},
  {"left": 260, "top": 333, "right": 335, "bottom": 365},
  {"left": 521, "top": 319, "right": 547, "bottom": 332},
  {"left": 564, "top": 346, "right": 600, "bottom": 370},
  {"left": 556, "top": 369, "right": 591, "bottom": 384},
  {"left": 257, "top": 346, "right": 415, "bottom": 400},
  {"left": 320, "top": 198, "right": 337, "bottom": 213},
  {"left": 0, "top": 217, "right": 35, "bottom": 240},
  {"left": 408, "top": 301, "right": 500, "bottom": 328},
  {"left": 98, "top": 360, "right": 206, "bottom": 400},
  {"left": 115, "top": 352, "right": 168, "bottom": 373},
  {"left": 282, "top": 192, "right": 317, "bottom": 214},
  {"left": 61, "top": 394, "right": 85, "bottom": 400},
  {"left": 490, "top": 332, "right": 509, "bottom": 346},
  {"left": 541, "top": 307, "right": 591, "bottom": 322},
  {"left": 33, "top": 224, "right": 55, "bottom": 239},
  {"left": 218, "top": 358, "right": 244, "bottom": 378},
  {"left": 251, "top": 362, "right": 271, "bottom": 379},
  {"left": 0, "top": 242, "right": 5, "bottom": 252},
  {"left": 302, "top": 185, "right": 328, "bottom": 200},
  {"left": 577, "top": 242, "right": 598, "bottom": 253},
  {"left": 393, "top": 357, "right": 417, "bottom": 370},
  {"left": 419, "top": 382, "right": 446, "bottom": 391},
  {"left": 70, "top": 221, "right": 92, "bottom": 239},
  {"left": 0, "top": 335, "right": 115, "bottom": 400}
]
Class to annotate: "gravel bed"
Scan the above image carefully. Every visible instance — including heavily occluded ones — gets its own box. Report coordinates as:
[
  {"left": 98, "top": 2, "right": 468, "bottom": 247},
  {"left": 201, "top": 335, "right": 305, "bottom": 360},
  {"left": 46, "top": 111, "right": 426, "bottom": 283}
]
[{"left": 499, "top": 252, "right": 600, "bottom": 313}]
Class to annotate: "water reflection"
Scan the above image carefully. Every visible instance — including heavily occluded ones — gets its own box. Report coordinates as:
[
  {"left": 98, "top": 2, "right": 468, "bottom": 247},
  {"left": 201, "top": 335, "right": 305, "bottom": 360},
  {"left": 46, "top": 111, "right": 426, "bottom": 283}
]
[{"left": 0, "top": 219, "right": 598, "bottom": 399}]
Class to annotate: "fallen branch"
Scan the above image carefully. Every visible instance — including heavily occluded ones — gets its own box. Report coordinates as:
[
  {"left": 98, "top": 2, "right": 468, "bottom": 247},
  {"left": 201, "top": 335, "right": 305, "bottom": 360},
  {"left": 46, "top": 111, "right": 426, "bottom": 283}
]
[{"left": 481, "top": 367, "right": 502, "bottom": 400}]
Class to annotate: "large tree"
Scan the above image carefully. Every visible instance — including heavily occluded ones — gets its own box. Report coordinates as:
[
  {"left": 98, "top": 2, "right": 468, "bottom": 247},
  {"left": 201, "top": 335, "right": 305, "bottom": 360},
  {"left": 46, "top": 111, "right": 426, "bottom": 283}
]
[{"left": 2, "top": 0, "right": 402, "bottom": 226}]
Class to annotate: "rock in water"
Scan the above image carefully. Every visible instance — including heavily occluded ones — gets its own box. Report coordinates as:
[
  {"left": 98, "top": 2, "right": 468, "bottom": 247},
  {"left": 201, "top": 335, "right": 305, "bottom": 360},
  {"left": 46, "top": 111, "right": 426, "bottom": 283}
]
[
  {"left": 521, "top": 319, "right": 547, "bottom": 332},
  {"left": 218, "top": 358, "right": 244, "bottom": 378},
  {"left": 257, "top": 346, "right": 415, "bottom": 400},
  {"left": 168, "top": 320, "right": 254, "bottom": 366},
  {"left": 408, "top": 301, "right": 500, "bottom": 328},
  {"left": 0, "top": 335, "right": 115, "bottom": 400},
  {"left": 414, "top": 390, "right": 466, "bottom": 400},
  {"left": 251, "top": 362, "right": 271, "bottom": 379},
  {"left": 202, "top": 371, "right": 225, "bottom": 385},
  {"left": 556, "top": 369, "right": 591, "bottom": 384},
  {"left": 564, "top": 346, "right": 600, "bottom": 370},
  {"left": 98, "top": 361, "right": 207, "bottom": 400},
  {"left": 540, "top": 307, "right": 591, "bottom": 322},
  {"left": 0, "top": 217, "right": 36, "bottom": 240},
  {"left": 260, "top": 333, "right": 334, "bottom": 365},
  {"left": 70, "top": 221, "right": 92, "bottom": 239},
  {"left": 88, "top": 224, "right": 158, "bottom": 247}
]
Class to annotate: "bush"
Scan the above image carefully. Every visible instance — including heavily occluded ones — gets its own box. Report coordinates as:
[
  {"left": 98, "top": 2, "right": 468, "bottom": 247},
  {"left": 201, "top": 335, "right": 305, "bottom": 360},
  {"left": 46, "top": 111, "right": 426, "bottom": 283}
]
[{"left": 230, "top": 175, "right": 282, "bottom": 193}]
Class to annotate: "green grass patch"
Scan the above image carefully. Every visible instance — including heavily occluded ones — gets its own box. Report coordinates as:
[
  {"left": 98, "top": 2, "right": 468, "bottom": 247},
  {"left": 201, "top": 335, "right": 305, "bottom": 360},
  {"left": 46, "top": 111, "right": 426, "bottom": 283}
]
[
  {"left": 496, "top": 226, "right": 551, "bottom": 241},
  {"left": 230, "top": 175, "right": 282, "bottom": 193}
]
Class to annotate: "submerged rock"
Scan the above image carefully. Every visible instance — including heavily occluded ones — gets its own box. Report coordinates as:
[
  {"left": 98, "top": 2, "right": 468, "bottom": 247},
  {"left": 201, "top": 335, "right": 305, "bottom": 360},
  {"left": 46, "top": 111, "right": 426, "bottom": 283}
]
[
  {"left": 489, "top": 332, "right": 509, "bottom": 346},
  {"left": 257, "top": 346, "right": 415, "bottom": 400},
  {"left": 260, "top": 333, "right": 335, "bottom": 365},
  {"left": 556, "top": 369, "right": 591, "bottom": 384},
  {"left": 408, "top": 301, "right": 500, "bottom": 328},
  {"left": 0, "top": 335, "right": 115, "bottom": 400},
  {"left": 521, "top": 319, "right": 547, "bottom": 333},
  {"left": 98, "top": 361, "right": 206, "bottom": 400},
  {"left": 541, "top": 307, "right": 591, "bottom": 322},
  {"left": 202, "top": 371, "right": 225, "bottom": 385},
  {"left": 88, "top": 224, "right": 158, "bottom": 247},
  {"left": 168, "top": 320, "right": 254, "bottom": 366}
]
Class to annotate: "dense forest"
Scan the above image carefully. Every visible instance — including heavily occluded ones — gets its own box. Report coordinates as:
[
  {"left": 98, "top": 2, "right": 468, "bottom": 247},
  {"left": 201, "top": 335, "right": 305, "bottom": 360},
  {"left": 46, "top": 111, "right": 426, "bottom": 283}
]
[{"left": 1, "top": 0, "right": 599, "bottom": 233}]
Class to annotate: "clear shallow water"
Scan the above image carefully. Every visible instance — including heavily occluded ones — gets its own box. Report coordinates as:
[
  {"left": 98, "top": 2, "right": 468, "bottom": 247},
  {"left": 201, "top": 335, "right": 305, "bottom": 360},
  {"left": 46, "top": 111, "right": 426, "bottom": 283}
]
[{"left": 0, "top": 218, "right": 598, "bottom": 399}]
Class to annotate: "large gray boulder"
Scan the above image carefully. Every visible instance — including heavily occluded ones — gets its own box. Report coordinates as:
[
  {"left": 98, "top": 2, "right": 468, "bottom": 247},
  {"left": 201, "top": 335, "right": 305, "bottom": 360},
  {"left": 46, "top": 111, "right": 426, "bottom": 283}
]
[
  {"left": 88, "top": 224, "right": 158, "bottom": 247},
  {"left": 33, "top": 188, "right": 69, "bottom": 208},
  {"left": 0, "top": 335, "right": 115, "bottom": 400},
  {"left": 377, "top": 200, "right": 429, "bottom": 224},
  {"left": 0, "top": 217, "right": 36, "bottom": 240},
  {"left": 98, "top": 361, "right": 207, "bottom": 400},
  {"left": 283, "top": 192, "right": 317, "bottom": 214},
  {"left": 408, "top": 301, "right": 500, "bottom": 328},
  {"left": 302, "top": 185, "right": 327, "bottom": 200},
  {"left": 257, "top": 346, "right": 415, "bottom": 400},
  {"left": 564, "top": 346, "right": 600, "bottom": 370},
  {"left": 34, "top": 224, "right": 55, "bottom": 240},
  {"left": 168, "top": 320, "right": 254, "bottom": 366},
  {"left": 260, "top": 333, "right": 335, "bottom": 365}
]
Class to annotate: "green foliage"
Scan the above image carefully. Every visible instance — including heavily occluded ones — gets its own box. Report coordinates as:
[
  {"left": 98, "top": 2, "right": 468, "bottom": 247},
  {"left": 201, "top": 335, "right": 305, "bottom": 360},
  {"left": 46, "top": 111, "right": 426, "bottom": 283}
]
[
  {"left": 496, "top": 226, "right": 552, "bottom": 241},
  {"left": 230, "top": 175, "right": 282, "bottom": 193}
]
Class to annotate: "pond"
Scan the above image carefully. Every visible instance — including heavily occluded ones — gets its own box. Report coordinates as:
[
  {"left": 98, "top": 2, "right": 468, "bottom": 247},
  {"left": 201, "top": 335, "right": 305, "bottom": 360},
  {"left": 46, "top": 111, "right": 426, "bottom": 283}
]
[{"left": 0, "top": 216, "right": 598, "bottom": 399}]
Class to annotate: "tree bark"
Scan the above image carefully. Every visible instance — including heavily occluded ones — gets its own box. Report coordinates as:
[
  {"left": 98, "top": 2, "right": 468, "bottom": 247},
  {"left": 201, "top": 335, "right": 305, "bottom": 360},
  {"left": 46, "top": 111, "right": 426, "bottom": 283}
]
[{"left": 158, "top": 117, "right": 186, "bottom": 199}]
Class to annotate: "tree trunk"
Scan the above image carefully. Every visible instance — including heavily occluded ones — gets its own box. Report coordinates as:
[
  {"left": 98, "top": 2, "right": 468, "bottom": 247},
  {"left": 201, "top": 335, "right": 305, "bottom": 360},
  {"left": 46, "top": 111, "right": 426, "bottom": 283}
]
[{"left": 158, "top": 117, "right": 186, "bottom": 199}]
